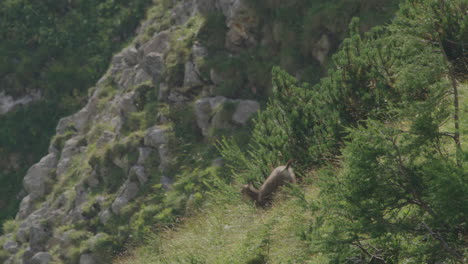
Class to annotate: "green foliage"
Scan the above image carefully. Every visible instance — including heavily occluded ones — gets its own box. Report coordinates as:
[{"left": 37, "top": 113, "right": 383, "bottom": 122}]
[
  {"left": 2, "top": 219, "right": 18, "bottom": 234},
  {"left": 314, "top": 120, "right": 467, "bottom": 263},
  {"left": 218, "top": 0, "right": 467, "bottom": 263}
]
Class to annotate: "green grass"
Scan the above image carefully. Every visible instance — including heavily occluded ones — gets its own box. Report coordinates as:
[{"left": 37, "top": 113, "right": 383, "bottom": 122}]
[{"left": 115, "top": 182, "right": 328, "bottom": 264}]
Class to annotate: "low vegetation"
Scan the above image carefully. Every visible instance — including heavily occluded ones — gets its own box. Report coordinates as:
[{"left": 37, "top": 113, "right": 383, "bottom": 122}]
[{"left": 117, "top": 0, "right": 467, "bottom": 263}]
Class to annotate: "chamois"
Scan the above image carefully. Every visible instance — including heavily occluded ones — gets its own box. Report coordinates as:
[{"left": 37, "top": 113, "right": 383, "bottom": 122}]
[{"left": 242, "top": 160, "right": 296, "bottom": 206}]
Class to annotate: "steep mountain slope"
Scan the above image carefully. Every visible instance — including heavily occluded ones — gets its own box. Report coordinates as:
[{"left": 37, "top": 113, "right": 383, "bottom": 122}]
[
  {"left": 117, "top": 0, "right": 467, "bottom": 263},
  {"left": 0, "top": 0, "right": 403, "bottom": 263}
]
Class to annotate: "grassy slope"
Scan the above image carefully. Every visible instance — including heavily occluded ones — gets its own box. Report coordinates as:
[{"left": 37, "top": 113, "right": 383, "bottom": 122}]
[
  {"left": 116, "top": 184, "right": 326, "bottom": 264},
  {"left": 115, "top": 80, "right": 467, "bottom": 264}
]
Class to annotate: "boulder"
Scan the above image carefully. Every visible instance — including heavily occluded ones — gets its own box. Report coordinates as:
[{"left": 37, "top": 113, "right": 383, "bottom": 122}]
[
  {"left": 171, "top": 1, "right": 195, "bottom": 25},
  {"left": 194, "top": 0, "right": 218, "bottom": 16},
  {"left": 79, "top": 254, "right": 97, "bottom": 264},
  {"left": 17, "top": 195, "right": 35, "bottom": 220},
  {"left": 0, "top": 90, "right": 41, "bottom": 115},
  {"left": 168, "top": 91, "right": 190, "bottom": 102},
  {"left": 117, "top": 65, "right": 152, "bottom": 90},
  {"left": 98, "top": 209, "right": 112, "bottom": 225},
  {"left": 194, "top": 96, "right": 227, "bottom": 136},
  {"left": 144, "top": 126, "right": 169, "bottom": 147},
  {"left": 161, "top": 176, "right": 173, "bottom": 190},
  {"left": 121, "top": 46, "right": 141, "bottom": 66},
  {"left": 111, "top": 181, "right": 140, "bottom": 214},
  {"left": 232, "top": 100, "right": 260, "bottom": 125},
  {"left": 56, "top": 137, "right": 81, "bottom": 178},
  {"left": 209, "top": 68, "right": 224, "bottom": 86},
  {"left": 158, "top": 144, "right": 171, "bottom": 173},
  {"left": 142, "top": 52, "right": 165, "bottom": 83},
  {"left": 312, "top": 34, "right": 331, "bottom": 64},
  {"left": 118, "top": 91, "right": 138, "bottom": 115},
  {"left": 137, "top": 147, "right": 153, "bottom": 165},
  {"left": 134, "top": 67, "right": 153, "bottom": 89},
  {"left": 141, "top": 31, "right": 171, "bottom": 55},
  {"left": 184, "top": 61, "right": 204, "bottom": 88},
  {"left": 130, "top": 165, "right": 148, "bottom": 185},
  {"left": 195, "top": 97, "right": 258, "bottom": 136},
  {"left": 158, "top": 83, "right": 170, "bottom": 102},
  {"left": 96, "top": 131, "right": 116, "bottom": 148},
  {"left": 22, "top": 247, "right": 36, "bottom": 264},
  {"left": 221, "top": 0, "right": 259, "bottom": 52},
  {"left": 23, "top": 153, "right": 58, "bottom": 200},
  {"left": 3, "top": 240, "right": 18, "bottom": 254},
  {"left": 56, "top": 94, "right": 98, "bottom": 134},
  {"left": 31, "top": 252, "right": 53, "bottom": 264},
  {"left": 29, "top": 224, "right": 50, "bottom": 250}
]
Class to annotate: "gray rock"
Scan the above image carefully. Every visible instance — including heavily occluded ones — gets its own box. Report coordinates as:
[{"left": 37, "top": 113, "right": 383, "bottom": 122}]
[
  {"left": 142, "top": 52, "right": 165, "bottom": 83},
  {"left": 184, "top": 61, "right": 204, "bottom": 88},
  {"left": 222, "top": 0, "right": 259, "bottom": 52},
  {"left": 79, "top": 254, "right": 97, "bottom": 264},
  {"left": 168, "top": 91, "right": 190, "bottom": 102},
  {"left": 16, "top": 224, "right": 30, "bottom": 243},
  {"left": 144, "top": 126, "right": 168, "bottom": 147},
  {"left": 87, "top": 170, "right": 100, "bottom": 188},
  {"left": 122, "top": 47, "right": 141, "bottom": 66},
  {"left": 161, "top": 176, "right": 173, "bottom": 190},
  {"left": 137, "top": 147, "right": 153, "bottom": 165},
  {"left": 56, "top": 137, "right": 80, "bottom": 178},
  {"left": 23, "top": 153, "right": 58, "bottom": 200},
  {"left": 111, "top": 181, "right": 140, "bottom": 214},
  {"left": 3, "top": 240, "right": 18, "bottom": 254},
  {"left": 142, "top": 31, "right": 171, "bottom": 55},
  {"left": 74, "top": 184, "right": 87, "bottom": 208},
  {"left": 210, "top": 68, "right": 224, "bottom": 86},
  {"left": 119, "top": 91, "right": 138, "bottom": 116},
  {"left": 117, "top": 65, "right": 152, "bottom": 90},
  {"left": 212, "top": 157, "right": 224, "bottom": 167},
  {"left": 31, "top": 252, "right": 52, "bottom": 264},
  {"left": 130, "top": 165, "right": 148, "bottom": 185},
  {"left": 158, "top": 144, "right": 171, "bottom": 173},
  {"left": 192, "top": 43, "right": 208, "bottom": 60},
  {"left": 16, "top": 205, "right": 52, "bottom": 248},
  {"left": 133, "top": 68, "right": 153, "bottom": 89},
  {"left": 217, "top": 0, "right": 236, "bottom": 18},
  {"left": 158, "top": 83, "right": 170, "bottom": 102},
  {"left": 171, "top": 1, "right": 195, "bottom": 25},
  {"left": 4, "top": 256, "right": 15, "bottom": 264},
  {"left": 17, "top": 195, "right": 35, "bottom": 220},
  {"left": 56, "top": 96, "right": 97, "bottom": 134},
  {"left": 194, "top": 0, "right": 218, "bottom": 15},
  {"left": 29, "top": 225, "right": 50, "bottom": 250},
  {"left": 312, "top": 34, "right": 330, "bottom": 64},
  {"left": 22, "top": 247, "right": 36, "bottom": 264},
  {"left": 96, "top": 131, "right": 116, "bottom": 148},
  {"left": 232, "top": 100, "right": 260, "bottom": 125},
  {"left": 194, "top": 96, "right": 226, "bottom": 136},
  {"left": 0, "top": 90, "right": 41, "bottom": 115},
  {"left": 195, "top": 97, "right": 259, "bottom": 136},
  {"left": 111, "top": 155, "right": 129, "bottom": 171},
  {"left": 99, "top": 209, "right": 112, "bottom": 225}
]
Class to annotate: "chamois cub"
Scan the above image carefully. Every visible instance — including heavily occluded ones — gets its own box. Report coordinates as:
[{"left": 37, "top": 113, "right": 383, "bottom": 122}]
[{"left": 242, "top": 160, "right": 296, "bottom": 206}]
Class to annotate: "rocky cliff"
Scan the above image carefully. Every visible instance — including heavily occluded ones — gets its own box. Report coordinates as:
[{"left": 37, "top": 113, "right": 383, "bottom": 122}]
[{"left": 0, "top": 0, "right": 397, "bottom": 263}]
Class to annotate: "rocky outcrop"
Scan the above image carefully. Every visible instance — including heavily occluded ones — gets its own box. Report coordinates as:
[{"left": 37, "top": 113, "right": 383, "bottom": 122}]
[
  {"left": 0, "top": 91, "right": 41, "bottom": 115},
  {"left": 195, "top": 96, "right": 259, "bottom": 136},
  {"left": 31, "top": 252, "right": 52, "bottom": 264}
]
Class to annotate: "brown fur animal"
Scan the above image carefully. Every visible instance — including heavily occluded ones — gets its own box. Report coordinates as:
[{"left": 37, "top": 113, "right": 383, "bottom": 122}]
[{"left": 242, "top": 160, "right": 296, "bottom": 206}]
